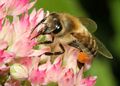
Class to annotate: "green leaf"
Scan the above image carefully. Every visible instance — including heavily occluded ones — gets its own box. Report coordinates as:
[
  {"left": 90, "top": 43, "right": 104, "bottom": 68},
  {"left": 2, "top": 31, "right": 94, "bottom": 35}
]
[{"left": 35, "top": 0, "right": 86, "bottom": 16}]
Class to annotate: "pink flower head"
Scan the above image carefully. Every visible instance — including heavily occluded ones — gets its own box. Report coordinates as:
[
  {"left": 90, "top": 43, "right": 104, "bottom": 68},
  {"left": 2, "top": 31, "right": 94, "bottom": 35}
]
[
  {"left": 28, "top": 56, "right": 97, "bottom": 86},
  {"left": 0, "top": 8, "right": 50, "bottom": 58}
]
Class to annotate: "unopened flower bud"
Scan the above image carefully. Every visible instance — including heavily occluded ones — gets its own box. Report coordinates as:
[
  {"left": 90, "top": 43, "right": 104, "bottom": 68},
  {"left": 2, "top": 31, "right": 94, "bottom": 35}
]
[{"left": 10, "top": 63, "right": 28, "bottom": 80}]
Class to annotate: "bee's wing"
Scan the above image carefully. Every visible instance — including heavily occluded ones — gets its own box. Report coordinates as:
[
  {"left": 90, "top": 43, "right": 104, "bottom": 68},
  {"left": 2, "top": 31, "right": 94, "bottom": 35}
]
[
  {"left": 94, "top": 37, "right": 113, "bottom": 59},
  {"left": 79, "top": 17, "right": 97, "bottom": 33},
  {"left": 79, "top": 17, "right": 113, "bottom": 59}
]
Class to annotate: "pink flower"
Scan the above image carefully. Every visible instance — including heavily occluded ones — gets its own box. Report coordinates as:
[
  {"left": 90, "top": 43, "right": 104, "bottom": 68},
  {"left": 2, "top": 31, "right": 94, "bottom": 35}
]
[
  {"left": 28, "top": 56, "right": 96, "bottom": 86},
  {"left": 0, "top": 8, "right": 49, "bottom": 58}
]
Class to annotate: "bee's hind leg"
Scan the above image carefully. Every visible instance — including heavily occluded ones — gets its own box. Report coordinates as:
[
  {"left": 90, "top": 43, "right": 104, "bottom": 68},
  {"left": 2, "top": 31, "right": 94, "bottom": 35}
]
[{"left": 44, "top": 43, "right": 65, "bottom": 63}]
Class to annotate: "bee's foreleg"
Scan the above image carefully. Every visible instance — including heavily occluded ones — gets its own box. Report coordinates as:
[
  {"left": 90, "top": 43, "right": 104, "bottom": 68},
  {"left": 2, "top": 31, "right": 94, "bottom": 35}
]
[{"left": 44, "top": 43, "right": 65, "bottom": 55}]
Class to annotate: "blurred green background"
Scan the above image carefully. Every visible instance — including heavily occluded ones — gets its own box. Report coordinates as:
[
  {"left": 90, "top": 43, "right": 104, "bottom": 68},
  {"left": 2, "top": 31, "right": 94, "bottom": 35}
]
[{"left": 34, "top": 0, "right": 120, "bottom": 86}]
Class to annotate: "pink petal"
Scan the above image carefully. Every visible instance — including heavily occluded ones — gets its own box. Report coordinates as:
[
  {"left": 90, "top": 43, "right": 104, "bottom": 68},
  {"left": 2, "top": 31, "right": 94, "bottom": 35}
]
[
  {"left": 20, "top": 14, "right": 30, "bottom": 30},
  {"left": 58, "top": 69, "right": 74, "bottom": 86},
  {"left": 46, "top": 57, "right": 62, "bottom": 82},
  {"left": 14, "top": 0, "right": 36, "bottom": 16},
  {"left": 29, "top": 8, "right": 44, "bottom": 28},
  {"left": 0, "top": 50, "right": 15, "bottom": 65},
  {"left": 29, "top": 8, "right": 45, "bottom": 37},
  {"left": 13, "top": 15, "right": 30, "bottom": 39},
  {"left": 29, "top": 69, "right": 46, "bottom": 85},
  {"left": 0, "top": 4, "right": 6, "bottom": 19},
  {"left": 0, "top": 19, "right": 11, "bottom": 40},
  {"left": 3, "top": 25, "right": 15, "bottom": 45},
  {"left": 76, "top": 67, "right": 84, "bottom": 83},
  {"left": 10, "top": 38, "right": 35, "bottom": 57},
  {"left": 4, "top": 77, "right": 21, "bottom": 86},
  {"left": 63, "top": 45, "right": 79, "bottom": 73},
  {"left": 81, "top": 76, "right": 97, "bottom": 86},
  {"left": 0, "top": 18, "right": 3, "bottom": 30},
  {"left": 29, "top": 47, "right": 51, "bottom": 57},
  {"left": 0, "top": 65, "right": 9, "bottom": 75},
  {"left": 0, "top": 0, "right": 36, "bottom": 16},
  {"left": 0, "top": 40, "right": 8, "bottom": 50},
  {"left": 76, "top": 68, "right": 97, "bottom": 86},
  {"left": 39, "top": 59, "right": 51, "bottom": 70},
  {"left": 29, "top": 8, "right": 37, "bottom": 26},
  {"left": 36, "top": 8, "right": 45, "bottom": 24},
  {"left": 18, "top": 57, "right": 32, "bottom": 69}
]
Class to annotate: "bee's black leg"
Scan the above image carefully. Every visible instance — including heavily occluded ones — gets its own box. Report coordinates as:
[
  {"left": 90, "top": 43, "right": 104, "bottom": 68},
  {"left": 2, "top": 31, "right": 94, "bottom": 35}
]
[
  {"left": 77, "top": 61, "right": 84, "bottom": 69},
  {"left": 44, "top": 43, "right": 65, "bottom": 55}
]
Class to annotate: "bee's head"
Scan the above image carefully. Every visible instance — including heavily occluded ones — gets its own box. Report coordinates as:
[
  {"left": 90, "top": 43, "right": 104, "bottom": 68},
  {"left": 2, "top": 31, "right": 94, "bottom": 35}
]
[
  {"left": 42, "top": 13, "right": 63, "bottom": 36},
  {"left": 41, "top": 13, "right": 79, "bottom": 37}
]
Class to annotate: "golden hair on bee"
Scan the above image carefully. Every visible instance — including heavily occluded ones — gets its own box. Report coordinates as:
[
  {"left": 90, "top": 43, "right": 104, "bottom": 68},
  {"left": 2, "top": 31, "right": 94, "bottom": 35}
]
[{"left": 43, "top": 13, "right": 89, "bottom": 37}]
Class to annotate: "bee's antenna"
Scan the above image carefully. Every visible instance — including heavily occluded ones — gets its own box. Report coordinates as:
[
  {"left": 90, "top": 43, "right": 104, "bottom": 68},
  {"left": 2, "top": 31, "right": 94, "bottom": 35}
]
[{"left": 30, "top": 18, "right": 46, "bottom": 35}]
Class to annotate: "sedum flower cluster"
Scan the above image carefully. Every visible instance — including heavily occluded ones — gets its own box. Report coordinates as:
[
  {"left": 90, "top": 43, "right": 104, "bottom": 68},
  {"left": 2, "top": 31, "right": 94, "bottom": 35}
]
[{"left": 0, "top": 0, "right": 97, "bottom": 86}]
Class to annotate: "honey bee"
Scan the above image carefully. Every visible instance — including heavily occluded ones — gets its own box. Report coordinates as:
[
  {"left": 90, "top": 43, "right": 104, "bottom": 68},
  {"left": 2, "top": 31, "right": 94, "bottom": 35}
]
[{"left": 33, "top": 12, "right": 113, "bottom": 63}]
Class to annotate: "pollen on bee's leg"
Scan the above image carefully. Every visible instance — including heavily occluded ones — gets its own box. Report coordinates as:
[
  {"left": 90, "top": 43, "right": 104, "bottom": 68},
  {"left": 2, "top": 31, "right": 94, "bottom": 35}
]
[{"left": 77, "top": 52, "right": 90, "bottom": 63}]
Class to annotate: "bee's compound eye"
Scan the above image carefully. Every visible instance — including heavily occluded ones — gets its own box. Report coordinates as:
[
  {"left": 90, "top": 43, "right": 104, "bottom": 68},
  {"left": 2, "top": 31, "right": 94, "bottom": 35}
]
[{"left": 52, "top": 19, "right": 62, "bottom": 34}]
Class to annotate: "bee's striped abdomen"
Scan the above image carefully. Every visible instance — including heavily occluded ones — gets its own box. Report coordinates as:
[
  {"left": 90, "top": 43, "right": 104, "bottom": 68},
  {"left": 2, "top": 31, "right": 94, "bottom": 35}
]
[{"left": 71, "top": 31, "right": 98, "bottom": 57}]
